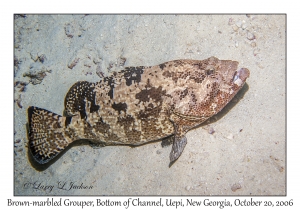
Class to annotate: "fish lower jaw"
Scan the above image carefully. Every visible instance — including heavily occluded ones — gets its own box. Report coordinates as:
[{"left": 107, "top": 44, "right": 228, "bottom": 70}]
[{"left": 233, "top": 68, "right": 250, "bottom": 86}]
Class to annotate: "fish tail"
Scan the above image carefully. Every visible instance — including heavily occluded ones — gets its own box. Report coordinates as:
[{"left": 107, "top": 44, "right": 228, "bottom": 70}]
[{"left": 27, "top": 106, "right": 73, "bottom": 164}]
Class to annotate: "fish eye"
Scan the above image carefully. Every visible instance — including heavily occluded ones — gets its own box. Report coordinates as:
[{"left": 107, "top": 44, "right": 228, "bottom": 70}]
[{"left": 206, "top": 69, "right": 215, "bottom": 75}]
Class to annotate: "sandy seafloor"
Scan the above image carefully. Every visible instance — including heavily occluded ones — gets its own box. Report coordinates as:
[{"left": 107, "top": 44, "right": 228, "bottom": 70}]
[{"left": 13, "top": 14, "right": 285, "bottom": 195}]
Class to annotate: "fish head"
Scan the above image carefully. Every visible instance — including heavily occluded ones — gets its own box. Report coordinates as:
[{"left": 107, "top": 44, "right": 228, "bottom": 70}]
[
  {"left": 211, "top": 59, "right": 250, "bottom": 114},
  {"left": 170, "top": 57, "right": 250, "bottom": 123}
]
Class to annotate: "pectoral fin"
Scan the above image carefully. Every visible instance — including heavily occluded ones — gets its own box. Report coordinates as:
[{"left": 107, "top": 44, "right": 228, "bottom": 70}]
[
  {"left": 168, "top": 113, "right": 203, "bottom": 166},
  {"left": 169, "top": 135, "right": 187, "bottom": 163}
]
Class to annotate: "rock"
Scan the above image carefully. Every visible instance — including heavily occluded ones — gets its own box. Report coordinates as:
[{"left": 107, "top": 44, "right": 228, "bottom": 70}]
[
  {"left": 247, "top": 31, "right": 255, "bottom": 40},
  {"left": 23, "top": 64, "right": 52, "bottom": 85},
  {"left": 65, "top": 24, "right": 74, "bottom": 38},
  {"left": 208, "top": 127, "right": 215, "bottom": 134},
  {"left": 68, "top": 57, "right": 80, "bottom": 69},
  {"left": 235, "top": 41, "right": 239, "bottom": 48},
  {"left": 228, "top": 18, "right": 235, "bottom": 25},
  {"left": 235, "top": 20, "right": 242, "bottom": 28},
  {"left": 253, "top": 48, "right": 260, "bottom": 56},
  {"left": 232, "top": 25, "right": 239, "bottom": 32},
  {"left": 241, "top": 23, "right": 248, "bottom": 30},
  {"left": 226, "top": 133, "right": 234, "bottom": 140},
  {"left": 231, "top": 183, "right": 242, "bottom": 192}
]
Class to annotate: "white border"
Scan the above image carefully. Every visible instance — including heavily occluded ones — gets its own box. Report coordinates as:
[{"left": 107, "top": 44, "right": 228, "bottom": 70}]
[{"left": 2, "top": 0, "right": 299, "bottom": 209}]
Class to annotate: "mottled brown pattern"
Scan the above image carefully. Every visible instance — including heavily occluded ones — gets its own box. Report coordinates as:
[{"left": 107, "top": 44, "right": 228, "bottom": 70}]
[{"left": 27, "top": 57, "right": 250, "bottom": 165}]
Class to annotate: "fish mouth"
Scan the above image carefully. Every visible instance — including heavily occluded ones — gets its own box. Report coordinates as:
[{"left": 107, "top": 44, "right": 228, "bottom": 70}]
[{"left": 233, "top": 68, "right": 250, "bottom": 86}]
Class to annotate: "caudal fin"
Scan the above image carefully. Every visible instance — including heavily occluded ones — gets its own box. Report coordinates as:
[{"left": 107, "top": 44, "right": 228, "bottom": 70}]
[{"left": 27, "top": 106, "right": 73, "bottom": 164}]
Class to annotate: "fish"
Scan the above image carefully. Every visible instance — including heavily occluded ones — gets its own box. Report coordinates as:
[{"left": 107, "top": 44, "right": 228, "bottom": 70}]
[{"left": 27, "top": 56, "right": 250, "bottom": 165}]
